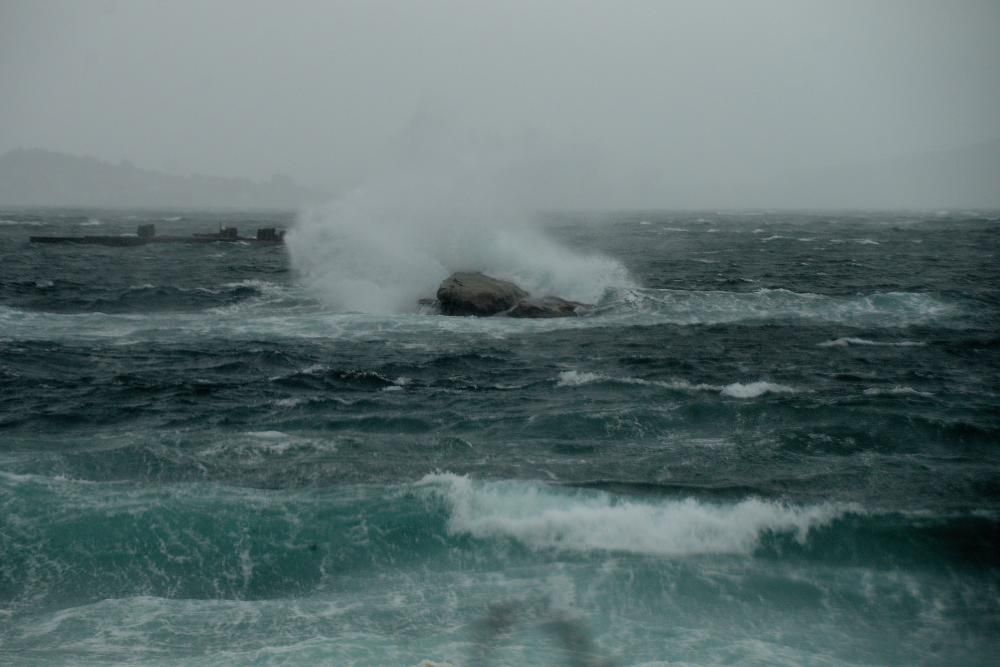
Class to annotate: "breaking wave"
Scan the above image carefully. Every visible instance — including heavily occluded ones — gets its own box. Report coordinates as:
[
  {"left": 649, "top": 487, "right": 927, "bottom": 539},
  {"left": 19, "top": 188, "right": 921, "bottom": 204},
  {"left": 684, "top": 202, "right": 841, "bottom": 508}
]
[
  {"left": 555, "top": 371, "right": 799, "bottom": 399},
  {"left": 720, "top": 381, "right": 799, "bottom": 398},
  {"left": 419, "top": 473, "right": 847, "bottom": 557},
  {"left": 286, "top": 121, "right": 633, "bottom": 313}
]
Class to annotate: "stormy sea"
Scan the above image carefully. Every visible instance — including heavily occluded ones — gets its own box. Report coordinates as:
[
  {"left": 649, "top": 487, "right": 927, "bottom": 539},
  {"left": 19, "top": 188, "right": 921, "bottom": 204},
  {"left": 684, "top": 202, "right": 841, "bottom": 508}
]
[{"left": 1, "top": 207, "right": 998, "bottom": 666}]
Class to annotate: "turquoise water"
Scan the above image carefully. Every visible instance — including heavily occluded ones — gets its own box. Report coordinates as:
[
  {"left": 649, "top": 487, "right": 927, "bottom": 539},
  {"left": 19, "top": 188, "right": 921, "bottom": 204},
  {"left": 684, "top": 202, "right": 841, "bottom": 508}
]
[{"left": 1, "top": 209, "right": 998, "bottom": 665}]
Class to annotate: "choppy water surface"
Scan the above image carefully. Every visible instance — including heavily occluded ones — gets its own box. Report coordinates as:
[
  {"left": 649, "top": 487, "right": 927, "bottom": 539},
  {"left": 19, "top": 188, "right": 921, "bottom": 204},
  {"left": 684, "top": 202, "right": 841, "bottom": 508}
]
[{"left": 1, "top": 209, "right": 998, "bottom": 665}]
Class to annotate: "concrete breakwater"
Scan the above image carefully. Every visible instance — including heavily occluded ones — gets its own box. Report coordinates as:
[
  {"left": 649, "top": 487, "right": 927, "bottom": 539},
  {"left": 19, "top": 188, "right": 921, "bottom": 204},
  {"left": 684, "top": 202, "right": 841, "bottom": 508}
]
[{"left": 30, "top": 224, "right": 285, "bottom": 246}]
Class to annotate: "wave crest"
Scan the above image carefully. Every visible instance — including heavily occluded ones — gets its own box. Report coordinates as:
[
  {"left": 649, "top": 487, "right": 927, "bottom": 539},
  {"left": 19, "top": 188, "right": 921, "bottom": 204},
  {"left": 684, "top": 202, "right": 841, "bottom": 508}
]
[{"left": 418, "top": 473, "right": 845, "bottom": 556}]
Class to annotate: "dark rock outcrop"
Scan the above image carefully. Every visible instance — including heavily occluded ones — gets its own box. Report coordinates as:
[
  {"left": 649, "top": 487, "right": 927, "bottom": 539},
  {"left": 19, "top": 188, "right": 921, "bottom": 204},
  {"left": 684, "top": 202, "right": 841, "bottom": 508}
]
[
  {"left": 506, "top": 296, "right": 591, "bottom": 318},
  {"left": 433, "top": 272, "right": 591, "bottom": 318},
  {"left": 436, "top": 272, "right": 529, "bottom": 316}
]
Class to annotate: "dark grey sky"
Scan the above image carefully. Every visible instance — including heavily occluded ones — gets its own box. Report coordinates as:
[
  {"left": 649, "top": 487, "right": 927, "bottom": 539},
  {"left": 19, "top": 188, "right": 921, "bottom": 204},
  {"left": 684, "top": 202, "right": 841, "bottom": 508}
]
[{"left": 2, "top": 0, "right": 998, "bottom": 206}]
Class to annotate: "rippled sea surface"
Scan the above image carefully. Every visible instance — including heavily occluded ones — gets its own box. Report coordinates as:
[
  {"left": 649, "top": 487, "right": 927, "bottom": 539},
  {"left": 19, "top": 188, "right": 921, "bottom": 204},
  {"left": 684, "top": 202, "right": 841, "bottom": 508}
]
[{"left": 2, "top": 209, "right": 999, "bottom": 666}]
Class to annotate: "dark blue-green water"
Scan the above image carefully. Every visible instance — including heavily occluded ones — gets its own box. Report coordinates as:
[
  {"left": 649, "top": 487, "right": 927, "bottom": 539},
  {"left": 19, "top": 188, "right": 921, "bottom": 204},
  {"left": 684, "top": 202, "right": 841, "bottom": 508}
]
[{"left": 1, "top": 209, "right": 998, "bottom": 665}]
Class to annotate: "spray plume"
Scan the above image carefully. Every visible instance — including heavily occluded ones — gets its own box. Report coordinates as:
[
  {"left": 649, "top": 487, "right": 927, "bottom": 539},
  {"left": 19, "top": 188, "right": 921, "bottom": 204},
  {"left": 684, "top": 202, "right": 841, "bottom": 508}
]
[{"left": 286, "top": 117, "right": 632, "bottom": 313}]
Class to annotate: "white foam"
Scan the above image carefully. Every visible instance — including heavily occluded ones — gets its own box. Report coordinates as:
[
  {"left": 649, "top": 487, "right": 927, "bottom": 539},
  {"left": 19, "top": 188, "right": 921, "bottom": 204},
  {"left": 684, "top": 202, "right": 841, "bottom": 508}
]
[
  {"left": 0, "top": 285, "right": 955, "bottom": 345},
  {"left": 287, "top": 123, "right": 634, "bottom": 314},
  {"left": 720, "top": 381, "right": 798, "bottom": 398},
  {"left": 419, "top": 473, "right": 846, "bottom": 556},
  {"left": 556, "top": 370, "right": 604, "bottom": 387},
  {"left": 818, "top": 337, "right": 926, "bottom": 348},
  {"left": 831, "top": 238, "right": 881, "bottom": 246},
  {"left": 603, "top": 287, "right": 952, "bottom": 328},
  {"left": 863, "top": 386, "right": 933, "bottom": 397},
  {"left": 556, "top": 370, "right": 719, "bottom": 392},
  {"left": 274, "top": 397, "right": 308, "bottom": 408}
]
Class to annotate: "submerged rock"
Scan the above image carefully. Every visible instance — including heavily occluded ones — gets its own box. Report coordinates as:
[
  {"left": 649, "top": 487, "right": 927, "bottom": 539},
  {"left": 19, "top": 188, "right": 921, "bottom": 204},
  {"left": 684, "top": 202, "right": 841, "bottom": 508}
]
[
  {"left": 433, "top": 272, "right": 590, "bottom": 318},
  {"left": 436, "top": 272, "right": 529, "bottom": 316}
]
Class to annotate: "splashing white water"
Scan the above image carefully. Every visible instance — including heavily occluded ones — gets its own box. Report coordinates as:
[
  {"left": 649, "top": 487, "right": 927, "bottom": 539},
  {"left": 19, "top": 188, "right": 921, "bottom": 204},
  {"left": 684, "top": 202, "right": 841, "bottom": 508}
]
[
  {"left": 419, "top": 473, "right": 846, "bottom": 556},
  {"left": 720, "top": 381, "right": 800, "bottom": 398},
  {"left": 286, "top": 121, "right": 633, "bottom": 313}
]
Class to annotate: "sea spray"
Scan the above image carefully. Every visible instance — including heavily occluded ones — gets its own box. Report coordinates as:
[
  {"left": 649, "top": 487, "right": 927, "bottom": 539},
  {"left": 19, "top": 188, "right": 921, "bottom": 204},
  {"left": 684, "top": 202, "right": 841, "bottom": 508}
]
[
  {"left": 418, "top": 473, "right": 847, "bottom": 556},
  {"left": 286, "top": 121, "right": 632, "bottom": 313}
]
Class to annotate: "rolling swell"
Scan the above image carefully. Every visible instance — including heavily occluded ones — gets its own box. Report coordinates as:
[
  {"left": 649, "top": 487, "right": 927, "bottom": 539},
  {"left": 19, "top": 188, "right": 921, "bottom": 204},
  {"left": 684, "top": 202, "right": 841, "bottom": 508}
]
[
  {"left": 3, "top": 472, "right": 997, "bottom": 616},
  {"left": 597, "top": 286, "right": 957, "bottom": 327},
  {"left": 2, "top": 210, "right": 999, "bottom": 664},
  {"left": 0, "top": 280, "right": 264, "bottom": 313}
]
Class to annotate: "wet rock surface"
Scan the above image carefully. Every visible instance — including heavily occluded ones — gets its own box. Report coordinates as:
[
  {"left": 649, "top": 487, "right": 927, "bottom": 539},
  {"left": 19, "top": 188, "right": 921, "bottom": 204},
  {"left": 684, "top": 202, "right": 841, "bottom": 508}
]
[{"left": 434, "top": 272, "right": 590, "bottom": 317}]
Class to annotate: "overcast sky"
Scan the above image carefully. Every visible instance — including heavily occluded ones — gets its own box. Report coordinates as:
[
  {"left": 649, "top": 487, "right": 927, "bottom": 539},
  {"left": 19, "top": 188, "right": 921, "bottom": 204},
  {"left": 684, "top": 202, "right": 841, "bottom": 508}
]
[{"left": 2, "top": 0, "right": 998, "bottom": 206}]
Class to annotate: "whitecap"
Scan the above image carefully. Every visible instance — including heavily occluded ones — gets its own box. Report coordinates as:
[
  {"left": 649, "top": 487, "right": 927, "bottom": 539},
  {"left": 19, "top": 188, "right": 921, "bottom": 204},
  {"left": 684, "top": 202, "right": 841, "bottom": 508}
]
[
  {"left": 818, "top": 337, "right": 925, "bottom": 348},
  {"left": 720, "top": 381, "right": 798, "bottom": 398},
  {"left": 863, "top": 386, "right": 933, "bottom": 397},
  {"left": 418, "top": 473, "right": 849, "bottom": 557},
  {"left": 556, "top": 370, "right": 603, "bottom": 387},
  {"left": 556, "top": 370, "right": 719, "bottom": 392},
  {"left": 274, "top": 397, "right": 308, "bottom": 408},
  {"left": 245, "top": 431, "right": 289, "bottom": 439}
]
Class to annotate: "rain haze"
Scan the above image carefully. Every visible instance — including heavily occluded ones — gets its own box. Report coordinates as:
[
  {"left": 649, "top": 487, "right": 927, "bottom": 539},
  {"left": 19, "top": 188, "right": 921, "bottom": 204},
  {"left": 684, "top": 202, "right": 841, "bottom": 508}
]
[
  {"left": 2, "top": 0, "right": 999, "bottom": 209},
  {"left": 4, "top": 3, "right": 1000, "bottom": 666}
]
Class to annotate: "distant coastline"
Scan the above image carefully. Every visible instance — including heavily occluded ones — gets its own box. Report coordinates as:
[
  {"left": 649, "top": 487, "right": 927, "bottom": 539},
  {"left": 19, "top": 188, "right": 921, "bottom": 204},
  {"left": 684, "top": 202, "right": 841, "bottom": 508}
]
[{"left": 0, "top": 149, "right": 332, "bottom": 210}]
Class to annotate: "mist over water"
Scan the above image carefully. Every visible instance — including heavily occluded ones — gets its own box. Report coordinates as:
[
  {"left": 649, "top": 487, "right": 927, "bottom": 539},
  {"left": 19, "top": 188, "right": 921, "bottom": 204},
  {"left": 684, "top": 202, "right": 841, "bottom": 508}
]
[
  {"left": 286, "top": 122, "right": 633, "bottom": 313},
  {"left": 4, "top": 2, "right": 1000, "bottom": 662}
]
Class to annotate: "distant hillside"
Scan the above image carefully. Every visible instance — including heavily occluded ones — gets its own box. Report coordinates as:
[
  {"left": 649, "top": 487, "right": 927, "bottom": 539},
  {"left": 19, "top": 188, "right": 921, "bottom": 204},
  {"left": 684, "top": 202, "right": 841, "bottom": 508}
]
[
  {"left": 783, "top": 139, "right": 1000, "bottom": 210},
  {"left": 0, "top": 149, "right": 332, "bottom": 209}
]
